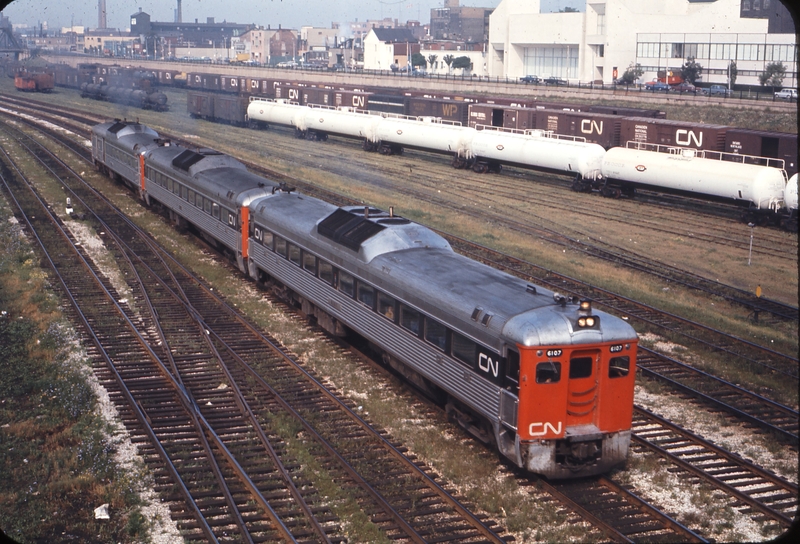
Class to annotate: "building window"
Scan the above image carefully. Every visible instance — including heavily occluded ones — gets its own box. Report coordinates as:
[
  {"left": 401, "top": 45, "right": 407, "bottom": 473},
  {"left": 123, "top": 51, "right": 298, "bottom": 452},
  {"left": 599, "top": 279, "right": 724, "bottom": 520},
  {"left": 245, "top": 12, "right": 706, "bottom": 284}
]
[{"left": 596, "top": 14, "right": 605, "bottom": 35}]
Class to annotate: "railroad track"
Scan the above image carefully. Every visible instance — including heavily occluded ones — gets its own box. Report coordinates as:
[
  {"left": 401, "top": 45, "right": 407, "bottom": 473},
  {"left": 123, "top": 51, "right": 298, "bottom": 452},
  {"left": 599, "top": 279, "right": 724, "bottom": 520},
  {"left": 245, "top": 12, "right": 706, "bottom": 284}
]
[
  {"left": 5, "top": 107, "right": 797, "bottom": 445},
  {"left": 631, "top": 407, "right": 797, "bottom": 531},
  {"left": 4, "top": 89, "right": 796, "bottom": 542},
  {"left": 1, "top": 117, "right": 511, "bottom": 543},
  {"left": 0, "top": 138, "right": 334, "bottom": 542},
  {"left": 4, "top": 91, "right": 796, "bottom": 325}
]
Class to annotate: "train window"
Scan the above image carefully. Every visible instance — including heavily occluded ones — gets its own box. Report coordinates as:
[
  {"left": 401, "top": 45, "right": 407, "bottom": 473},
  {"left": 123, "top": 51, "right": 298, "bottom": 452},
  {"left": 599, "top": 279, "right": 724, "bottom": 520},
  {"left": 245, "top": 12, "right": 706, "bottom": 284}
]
[
  {"left": 204, "top": 199, "right": 212, "bottom": 214},
  {"left": 536, "top": 362, "right": 561, "bottom": 384},
  {"left": 275, "top": 237, "right": 287, "bottom": 257},
  {"left": 195, "top": 193, "right": 203, "bottom": 208},
  {"left": 569, "top": 357, "right": 593, "bottom": 379},
  {"left": 303, "top": 252, "right": 317, "bottom": 274},
  {"left": 181, "top": 185, "right": 188, "bottom": 200},
  {"left": 171, "top": 180, "right": 179, "bottom": 194},
  {"left": 377, "top": 292, "right": 396, "bottom": 321},
  {"left": 339, "top": 271, "right": 355, "bottom": 297},
  {"left": 399, "top": 304, "right": 421, "bottom": 335},
  {"left": 212, "top": 203, "right": 220, "bottom": 219},
  {"left": 357, "top": 283, "right": 375, "bottom": 309},
  {"left": 609, "top": 356, "right": 630, "bottom": 378},
  {"left": 318, "top": 261, "right": 334, "bottom": 284},
  {"left": 506, "top": 349, "right": 519, "bottom": 387},
  {"left": 263, "top": 231, "right": 273, "bottom": 249},
  {"left": 425, "top": 318, "right": 447, "bottom": 351},
  {"left": 288, "top": 244, "right": 301, "bottom": 266},
  {"left": 452, "top": 333, "right": 477, "bottom": 365}
]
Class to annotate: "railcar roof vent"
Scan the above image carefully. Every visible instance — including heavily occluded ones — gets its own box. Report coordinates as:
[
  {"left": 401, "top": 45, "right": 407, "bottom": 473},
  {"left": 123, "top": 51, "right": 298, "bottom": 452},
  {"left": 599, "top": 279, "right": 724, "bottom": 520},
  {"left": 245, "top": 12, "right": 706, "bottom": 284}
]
[
  {"left": 318, "top": 208, "right": 386, "bottom": 251},
  {"left": 172, "top": 149, "right": 206, "bottom": 171},
  {"left": 107, "top": 121, "right": 128, "bottom": 134}
]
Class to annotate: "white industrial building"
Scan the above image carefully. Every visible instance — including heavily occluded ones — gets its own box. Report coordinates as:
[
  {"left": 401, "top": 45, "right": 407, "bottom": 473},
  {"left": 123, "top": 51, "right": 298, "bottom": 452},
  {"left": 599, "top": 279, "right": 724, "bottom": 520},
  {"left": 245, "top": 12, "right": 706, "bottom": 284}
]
[{"left": 489, "top": 0, "right": 797, "bottom": 87}]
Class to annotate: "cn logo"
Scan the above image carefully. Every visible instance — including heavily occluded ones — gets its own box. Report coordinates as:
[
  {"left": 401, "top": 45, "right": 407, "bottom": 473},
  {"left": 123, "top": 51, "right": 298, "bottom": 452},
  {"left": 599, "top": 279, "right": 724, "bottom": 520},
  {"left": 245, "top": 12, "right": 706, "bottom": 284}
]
[
  {"left": 529, "top": 421, "right": 562, "bottom": 437},
  {"left": 580, "top": 119, "right": 603, "bottom": 135},
  {"left": 353, "top": 96, "right": 366, "bottom": 108},
  {"left": 676, "top": 129, "right": 703, "bottom": 147},
  {"left": 289, "top": 89, "right": 300, "bottom": 100},
  {"left": 478, "top": 353, "right": 499, "bottom": 377}
]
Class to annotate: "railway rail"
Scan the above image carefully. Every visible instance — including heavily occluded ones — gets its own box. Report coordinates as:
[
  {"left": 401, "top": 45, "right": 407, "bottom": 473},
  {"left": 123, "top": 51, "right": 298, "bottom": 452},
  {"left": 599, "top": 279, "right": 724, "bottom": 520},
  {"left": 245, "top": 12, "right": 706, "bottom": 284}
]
[
  {"left": 3, "top": 104, "right": 797, "bottom": 445},
  {"left": 2, "top": 87, "right": 796, "bottom": 543},
  {"left": 3, "top": 91, "right": 796, "bottom": 323},
  {"left": 1, "top": 118, "right": 511, "bottom": 543},
  {"left": 631, "top": 407, "right": 797, "bottom": 530}
]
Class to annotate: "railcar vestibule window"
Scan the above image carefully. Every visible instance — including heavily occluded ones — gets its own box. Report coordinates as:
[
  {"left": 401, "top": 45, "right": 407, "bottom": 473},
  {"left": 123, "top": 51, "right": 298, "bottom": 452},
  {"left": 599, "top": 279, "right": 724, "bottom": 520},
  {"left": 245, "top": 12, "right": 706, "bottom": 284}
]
[
  {"left": 609, "top": 356, "right": 630, "bottom": 378},
  {"left": 569, "top": 357, "right": 593, "bottom": 379}
]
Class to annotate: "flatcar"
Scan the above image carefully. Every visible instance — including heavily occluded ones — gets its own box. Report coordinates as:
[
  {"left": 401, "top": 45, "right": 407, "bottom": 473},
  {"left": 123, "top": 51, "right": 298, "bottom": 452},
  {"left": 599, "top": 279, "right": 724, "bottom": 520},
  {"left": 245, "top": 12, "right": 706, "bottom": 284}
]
[{"left": 91, "top": 119, "right": 640, "bottom": 479}]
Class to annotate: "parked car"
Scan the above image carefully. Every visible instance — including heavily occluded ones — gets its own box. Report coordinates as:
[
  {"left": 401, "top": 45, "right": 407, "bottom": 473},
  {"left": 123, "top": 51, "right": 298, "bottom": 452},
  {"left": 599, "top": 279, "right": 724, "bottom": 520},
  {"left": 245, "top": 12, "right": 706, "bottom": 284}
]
[
  {"left": 644, "top": 80, "right": 670, "bottom": 91},
  {"left": 774, "top": 88, "right": 797, "bottom": 101},
  {"left": 544, "top": 76, "right": 567, "bottom": 85},
  {"left": 670, "top": 82, "right": 697, "bottom": 93},
  {"left": 519, "top": 75, "right": 542, "bottom": 84},
  {"left": 705, "top": 85, "right": 732, "bottom": 97}
]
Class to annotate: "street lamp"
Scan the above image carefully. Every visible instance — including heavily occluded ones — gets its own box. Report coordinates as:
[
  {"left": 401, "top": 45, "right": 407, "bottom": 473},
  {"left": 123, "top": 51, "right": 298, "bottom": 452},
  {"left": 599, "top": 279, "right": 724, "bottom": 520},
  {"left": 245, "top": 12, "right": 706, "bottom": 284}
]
[{"left": 747, "top": 222, "right": 755, "bottom": 265}]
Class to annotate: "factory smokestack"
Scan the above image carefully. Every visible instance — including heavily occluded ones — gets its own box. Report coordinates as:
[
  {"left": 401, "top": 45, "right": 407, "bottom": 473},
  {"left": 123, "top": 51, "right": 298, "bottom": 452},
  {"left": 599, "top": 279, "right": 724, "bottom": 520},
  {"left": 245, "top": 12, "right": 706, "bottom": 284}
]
[
  {"left": 177, "top": 0, "right": 182, "bottom": 23},
  {"left": 98, "top": 0, "right": 107, "bottom": 29}
]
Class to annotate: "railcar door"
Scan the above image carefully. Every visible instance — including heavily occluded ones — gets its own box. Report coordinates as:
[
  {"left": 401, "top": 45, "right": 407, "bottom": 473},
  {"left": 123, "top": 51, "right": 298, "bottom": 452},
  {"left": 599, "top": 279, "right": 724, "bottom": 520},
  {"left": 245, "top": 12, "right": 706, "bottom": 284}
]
[{"left": 566, "top": 349, "right": 599, "bottom": 427}]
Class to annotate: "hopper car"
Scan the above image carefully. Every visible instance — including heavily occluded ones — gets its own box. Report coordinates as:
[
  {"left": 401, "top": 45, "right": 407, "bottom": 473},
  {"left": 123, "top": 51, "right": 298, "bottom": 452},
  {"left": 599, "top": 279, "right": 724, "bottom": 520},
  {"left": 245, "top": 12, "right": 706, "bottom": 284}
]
[{"left": 91, "top": 119, "right": 640, "bottom": 479}]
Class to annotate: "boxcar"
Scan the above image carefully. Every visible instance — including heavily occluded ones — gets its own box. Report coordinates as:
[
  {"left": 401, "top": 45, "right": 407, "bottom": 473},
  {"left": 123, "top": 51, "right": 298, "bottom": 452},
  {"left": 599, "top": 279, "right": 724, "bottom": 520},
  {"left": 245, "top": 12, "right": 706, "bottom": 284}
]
[
  {"left": 618, "top": 118, "right": 728, "bottom": 151},
  {"left": 406, "top": 97, "right": 470, "bottom": 125},
  {"left": 725, "top": 128, "right": 798, "bottom": 177}
]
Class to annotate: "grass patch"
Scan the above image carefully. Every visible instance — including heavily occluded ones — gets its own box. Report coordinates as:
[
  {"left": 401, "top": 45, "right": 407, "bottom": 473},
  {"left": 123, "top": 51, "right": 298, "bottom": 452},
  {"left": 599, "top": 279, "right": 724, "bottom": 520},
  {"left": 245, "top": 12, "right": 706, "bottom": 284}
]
[{"left": 0, "top": 197, "right": 149, "bottom": 543}]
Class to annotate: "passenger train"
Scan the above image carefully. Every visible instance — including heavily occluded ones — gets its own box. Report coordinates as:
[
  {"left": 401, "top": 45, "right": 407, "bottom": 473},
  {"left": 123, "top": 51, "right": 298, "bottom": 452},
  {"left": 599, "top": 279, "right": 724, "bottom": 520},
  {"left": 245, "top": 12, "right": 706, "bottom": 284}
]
[{"left": 91, "top": 119, "right": 639, "bottom": 479}]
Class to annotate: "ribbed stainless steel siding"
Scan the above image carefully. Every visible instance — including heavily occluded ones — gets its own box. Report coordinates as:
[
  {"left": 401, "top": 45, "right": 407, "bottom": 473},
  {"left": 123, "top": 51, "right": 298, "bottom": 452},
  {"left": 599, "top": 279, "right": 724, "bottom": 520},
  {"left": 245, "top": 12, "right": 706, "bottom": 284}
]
[{"left": 251, "top": 245, "right": 501, "bottom": 421}]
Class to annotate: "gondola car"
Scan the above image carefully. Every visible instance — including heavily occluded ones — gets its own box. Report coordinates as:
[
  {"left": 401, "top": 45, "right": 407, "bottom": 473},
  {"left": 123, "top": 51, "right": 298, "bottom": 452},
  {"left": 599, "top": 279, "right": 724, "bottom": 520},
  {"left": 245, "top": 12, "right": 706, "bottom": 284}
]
[{"left": 91, "top": 119, "right": 640, "bottom": 479}]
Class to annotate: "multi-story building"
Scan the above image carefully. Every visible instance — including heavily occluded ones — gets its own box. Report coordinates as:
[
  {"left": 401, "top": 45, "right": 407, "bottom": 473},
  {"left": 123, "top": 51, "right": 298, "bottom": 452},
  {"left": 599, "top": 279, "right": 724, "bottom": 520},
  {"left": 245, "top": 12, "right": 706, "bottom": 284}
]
[
  {"left": 489, "top": 0, "right": 796, "bottom": 87},
  {"left": 431, "top": 0, "right": 493, "bottom": 44},
  {"left": 363, "top": 27, "right": 419, "bottom": 71}
]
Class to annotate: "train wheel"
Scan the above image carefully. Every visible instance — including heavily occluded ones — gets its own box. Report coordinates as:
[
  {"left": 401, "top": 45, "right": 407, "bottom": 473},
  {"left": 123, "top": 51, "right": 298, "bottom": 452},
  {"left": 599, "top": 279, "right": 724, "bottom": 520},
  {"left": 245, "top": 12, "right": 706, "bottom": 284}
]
[
  {"left": 452, "top": 156, "right": 467, "bottom": 169},
  {"left": 472, "top": 162, "right": 489, "bottom": 174}
]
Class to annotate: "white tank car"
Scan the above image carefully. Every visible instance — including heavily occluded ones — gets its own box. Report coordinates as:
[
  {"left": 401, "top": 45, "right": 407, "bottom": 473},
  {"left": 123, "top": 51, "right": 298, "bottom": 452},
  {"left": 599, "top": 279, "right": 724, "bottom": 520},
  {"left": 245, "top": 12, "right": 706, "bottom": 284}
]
[
  {"left": 601, "top": 145, "right": 787, "bottom": 210},
  {"left": 371, "top": 115, "right": 472, "bottom": 155},
  {"left": 247, "top": 98, "right": 305, "bottom": 129},
  {"left": 785, "top": 173, "right": 798, "bottom": 213},
  {"left": 470, "top": 127, "right": 606, "bottom": 180}
]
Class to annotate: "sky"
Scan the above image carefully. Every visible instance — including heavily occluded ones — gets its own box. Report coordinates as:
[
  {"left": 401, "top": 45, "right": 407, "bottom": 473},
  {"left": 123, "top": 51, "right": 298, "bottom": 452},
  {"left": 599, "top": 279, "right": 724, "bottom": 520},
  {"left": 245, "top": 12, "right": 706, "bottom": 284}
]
[{"left": 0, "top": 0, "right": 585, "bottom": 32}]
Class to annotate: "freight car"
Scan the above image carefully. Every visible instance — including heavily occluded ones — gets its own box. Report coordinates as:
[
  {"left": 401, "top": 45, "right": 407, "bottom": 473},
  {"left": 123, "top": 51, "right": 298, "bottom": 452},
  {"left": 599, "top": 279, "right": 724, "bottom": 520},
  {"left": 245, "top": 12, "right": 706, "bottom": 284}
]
[
  {"left": 596, "top": 142, "right": 788, "bottom": 222},
  {"left": 187, "top": 90, "right": 249, "bottom": 125},
  {"left": 80, "top": 82, "right": 168, "bottom": 111},
  {"left": 92, "top": 119, "right": 640, "bottom": 479},
  {"left": 14, "top": 72, "right": 54, "bottom": 92}
]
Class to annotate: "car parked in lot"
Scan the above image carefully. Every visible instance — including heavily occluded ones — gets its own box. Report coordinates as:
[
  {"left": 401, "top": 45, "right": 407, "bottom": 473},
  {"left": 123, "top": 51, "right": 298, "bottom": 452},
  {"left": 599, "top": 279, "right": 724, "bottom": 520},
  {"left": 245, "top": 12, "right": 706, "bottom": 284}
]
[
  {"left": 519, "top": 75, "right": 542, "bottom": 83},
  {"left": 705, "top": 85, "right": 732, "bottom": 97},
  {"left": 644, "top": 80, "right": 670, "bottom": 91},
  {"left": 544, "top": 76, "right": 567, "bottom": 85},
  {"left": 774, "top": 88, "right": 797, "bottom": 100},
  {"left": 670, "top": 82, "right": 697, "bottom": 93}
]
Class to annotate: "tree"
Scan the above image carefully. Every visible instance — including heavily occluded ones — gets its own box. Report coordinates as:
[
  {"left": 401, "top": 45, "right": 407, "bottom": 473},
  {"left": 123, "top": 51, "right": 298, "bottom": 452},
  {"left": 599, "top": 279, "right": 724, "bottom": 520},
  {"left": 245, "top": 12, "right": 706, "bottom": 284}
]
[
  {"left": 559, "top": 7, "right": 579, "bottom": 12},
  {"left": 411, "top": 52, "right": 426, "bottom": 68},
  {"left": 680, "top": 57, "right": 702, "bottom": 84},
  {"left": 619, "top": 62, "right": 643, "bottom": 84},
  {"left": 427, "top": 54, "right": 438, "bottom": 69},
  {"left": 727, "top": 60, "right": 737, "bottom": 88},
  {"left": 452, "top": 56, "right": 472, "bottom": 71},
  {"left": 443, "top": 54, "right": 455, "bottom": 73},
  {"left": 759, "top": 62, "right": 786, "bottom": 89}
]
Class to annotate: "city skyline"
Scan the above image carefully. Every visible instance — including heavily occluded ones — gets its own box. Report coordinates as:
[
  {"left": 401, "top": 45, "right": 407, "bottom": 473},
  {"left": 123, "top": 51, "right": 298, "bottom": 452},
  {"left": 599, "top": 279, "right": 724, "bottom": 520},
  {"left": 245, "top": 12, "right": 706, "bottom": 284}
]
[{"left": 0, "top": 0, "right": 586, "bottom": 33}]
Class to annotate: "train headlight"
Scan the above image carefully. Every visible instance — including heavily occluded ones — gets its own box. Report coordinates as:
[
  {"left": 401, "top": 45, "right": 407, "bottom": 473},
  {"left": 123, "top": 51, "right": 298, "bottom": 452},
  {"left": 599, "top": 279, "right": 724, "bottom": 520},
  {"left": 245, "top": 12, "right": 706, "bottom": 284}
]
[
  {"left": 577, "top": 316, "right": 597, "bottom": 328},
  {"left": 579, "top": 299, "right": 592, "bottom": 313}
]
